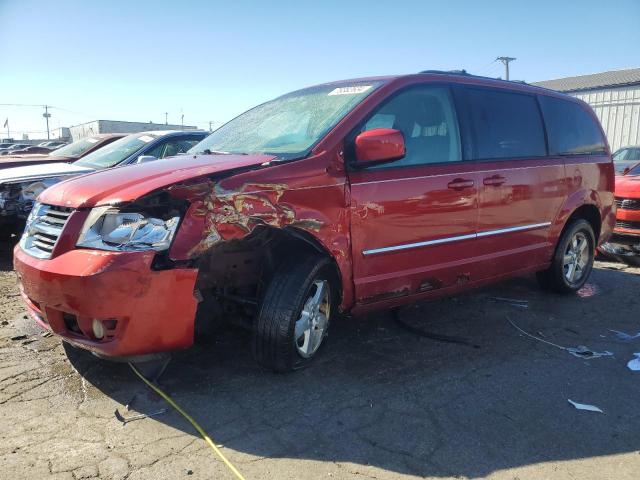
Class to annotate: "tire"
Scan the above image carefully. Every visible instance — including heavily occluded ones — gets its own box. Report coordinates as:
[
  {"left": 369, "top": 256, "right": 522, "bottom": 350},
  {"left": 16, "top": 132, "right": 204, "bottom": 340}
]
[
  {"left": 253, "top": 254, "right": 336, "bottom": 372},
  {"left": 536, "top": 219, "right": 595, "bottom": 293}
]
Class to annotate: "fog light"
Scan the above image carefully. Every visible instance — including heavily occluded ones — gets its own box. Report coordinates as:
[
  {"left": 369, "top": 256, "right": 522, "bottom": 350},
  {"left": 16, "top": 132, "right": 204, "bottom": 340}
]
[{"left": 92, "top": 319, "right": 105, "bottom": 339}]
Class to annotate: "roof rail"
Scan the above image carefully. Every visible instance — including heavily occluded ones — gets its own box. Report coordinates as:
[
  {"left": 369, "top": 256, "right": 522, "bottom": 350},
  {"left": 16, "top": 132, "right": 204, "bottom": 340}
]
[
  {"left": 418, "top": 69, "right": 470, "bottom": 75},
  {"left": 418, "top": 69, "right": 528, "bottom": 85}
]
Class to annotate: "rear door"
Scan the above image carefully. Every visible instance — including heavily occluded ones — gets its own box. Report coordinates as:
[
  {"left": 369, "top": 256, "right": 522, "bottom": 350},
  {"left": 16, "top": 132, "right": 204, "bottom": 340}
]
[
  {"left": 348, "top": 84, "right": 480, "bottom": 305},
  {"left": 455, "top": 86, "right": 565, "bottom": 278}
]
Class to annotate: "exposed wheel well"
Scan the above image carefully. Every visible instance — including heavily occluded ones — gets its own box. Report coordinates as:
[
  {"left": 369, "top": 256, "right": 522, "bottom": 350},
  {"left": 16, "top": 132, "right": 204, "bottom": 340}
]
[
  {"left": 566, "top": 204, "right": 601, "bottom": 242},
  {"left": 193, "top": 226, "right": 342, "bottom": 333}
]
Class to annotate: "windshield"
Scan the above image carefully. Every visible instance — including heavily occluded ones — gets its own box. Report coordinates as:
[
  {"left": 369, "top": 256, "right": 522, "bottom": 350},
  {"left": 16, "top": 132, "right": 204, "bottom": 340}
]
[
  {"left": 74, "top": 133, "right": 159, "bottom": 169},
  {"left": 50, "top": 137, "right": 102, "bottom": 158},
  {"left": 190, "top": 81, "right": 384, "bottom": 160}
]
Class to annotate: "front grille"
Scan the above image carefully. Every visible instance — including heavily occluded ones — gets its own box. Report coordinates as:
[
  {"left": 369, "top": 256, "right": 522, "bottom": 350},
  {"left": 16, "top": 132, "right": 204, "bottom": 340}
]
[
  {"left": 615, "top": 219, "right": 640, "bottom": 231},
  {"left": 615, "top": 197, "right": 640, "bottom": 211},
  {"left": 21, "top": 204, "right": 74, "bottom": 259}
]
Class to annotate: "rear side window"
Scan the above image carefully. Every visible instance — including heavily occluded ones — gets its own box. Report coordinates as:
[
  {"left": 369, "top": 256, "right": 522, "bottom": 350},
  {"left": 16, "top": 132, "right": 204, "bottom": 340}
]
[
  {"left": 538, "top": 96, "right": 606, "bottom": 155},
  {"left": 461, "top": 87, "right": 546, "bottom": 160}
]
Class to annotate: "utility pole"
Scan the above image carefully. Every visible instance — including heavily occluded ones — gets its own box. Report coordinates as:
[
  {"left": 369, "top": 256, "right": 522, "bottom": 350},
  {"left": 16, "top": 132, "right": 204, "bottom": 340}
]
[
  {"left": 208, "top": 121, "right": 213, "bottom": 132},
  {"left": 43, "top": 105, "right": 51, "bottom": 139},
  {"left": 496, "top": 56, "right": 516, "bottom": 80},
  {"left": 165, "top": 112, "right": 168, "bottom": 125},
  {"left": 181, "top": 113, "right": 184, "bottom": 130}
]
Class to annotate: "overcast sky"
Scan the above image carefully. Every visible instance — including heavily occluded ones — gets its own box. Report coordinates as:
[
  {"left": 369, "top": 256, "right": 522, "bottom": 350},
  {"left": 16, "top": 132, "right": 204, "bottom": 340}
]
[{"left": 1, "top": 0, "right": 639, "bottom": 140}]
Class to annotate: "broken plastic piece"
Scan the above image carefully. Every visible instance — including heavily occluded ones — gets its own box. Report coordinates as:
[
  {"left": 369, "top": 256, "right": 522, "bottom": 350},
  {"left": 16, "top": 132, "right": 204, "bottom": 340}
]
[
  {"left": 10, "top": 334, "right": 27, "bottom": 341},
  {"left": 568, "top": 399, "right": 603, "bottom": 413},
  {"left": 610, "top": 330, "right": 640, "bottom": 341},
  {"left": 567, "top": 345, "right": 613, "bottom": 359},
  {"left": 627, "top": 353, "right": 640, "bottom": 371}
]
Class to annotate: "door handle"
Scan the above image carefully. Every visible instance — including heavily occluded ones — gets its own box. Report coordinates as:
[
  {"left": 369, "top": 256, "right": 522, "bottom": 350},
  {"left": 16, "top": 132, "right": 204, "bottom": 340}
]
[
  {"left": 483, "top": 175, "right": 506, "bottom": 186},
  {"left": 447, "top": 178, "right": 475, "bottom": 190}
]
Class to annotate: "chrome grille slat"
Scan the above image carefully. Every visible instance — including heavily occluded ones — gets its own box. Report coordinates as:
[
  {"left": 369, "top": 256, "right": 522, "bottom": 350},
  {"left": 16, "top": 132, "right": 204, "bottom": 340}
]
[
  {"left": 34, "top": 235, "right": 55, "bottom": 244},
  {"left": 21, "top": 204, "right": 75, "bottom": 259},
  {"left": 42, "top": 215, "right": 67, "bottom": 225},
  {"left": 616, "top": 219, "right": 640, "bottom": 230},
  {"left": 33, "top": 240, "right": 55, "bottom": 251},
  {"left": 615, "top": 197, "right": 640, "bottom": 211},
  {"left": 33, "top": 235, "right": 56, "bottom": 245}
]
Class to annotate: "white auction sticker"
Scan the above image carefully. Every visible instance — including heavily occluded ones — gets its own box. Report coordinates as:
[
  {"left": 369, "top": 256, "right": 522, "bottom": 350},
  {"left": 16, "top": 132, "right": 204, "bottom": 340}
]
[
  {"left": 328, "top": 85, "right": 372, "bottom": 96},
  {"left": 138, "top": 135, "right": 155, "bottom": 143},
  {"left": 87, "top": 138, "right": 99, "bottom": 143}
]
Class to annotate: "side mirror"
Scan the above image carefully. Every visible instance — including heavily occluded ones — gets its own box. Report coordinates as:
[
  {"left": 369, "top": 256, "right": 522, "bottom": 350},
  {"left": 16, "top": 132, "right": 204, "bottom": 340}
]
[
  {"left": 623, "top": 167, "right": 631, "bottom": 175},
  {"left": 354, "top": 128, "right": 405, "bottom": 166},
  {"left": 136, "top": 155, "right": 157, "bottom": 164}
]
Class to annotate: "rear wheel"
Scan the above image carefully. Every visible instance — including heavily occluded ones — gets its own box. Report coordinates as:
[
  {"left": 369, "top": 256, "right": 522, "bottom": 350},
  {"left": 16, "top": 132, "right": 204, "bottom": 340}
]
[
  {"left": 537, "top": 219, "right": 595, "bottom": 293},
  {"left": 253, "top": 255, "right": 335, "bottom": 372}
]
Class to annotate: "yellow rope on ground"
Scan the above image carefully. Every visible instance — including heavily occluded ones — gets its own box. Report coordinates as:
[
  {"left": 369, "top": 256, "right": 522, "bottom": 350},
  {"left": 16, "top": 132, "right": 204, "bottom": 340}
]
[{"left": 129, "top": 363, "right": 247, "bottom": 480}]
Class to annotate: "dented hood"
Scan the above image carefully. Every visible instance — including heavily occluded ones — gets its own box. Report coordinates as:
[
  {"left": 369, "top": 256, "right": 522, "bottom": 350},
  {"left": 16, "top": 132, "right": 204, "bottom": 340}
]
[
  {"left": 0, "top": 162, "right": 94, "bottom": 185},
  {"left": 39, "top": 154, "right": 277, "bottom": 208},
  {"left": 615, "top": 174, "right": 640, "bottom": 198}
]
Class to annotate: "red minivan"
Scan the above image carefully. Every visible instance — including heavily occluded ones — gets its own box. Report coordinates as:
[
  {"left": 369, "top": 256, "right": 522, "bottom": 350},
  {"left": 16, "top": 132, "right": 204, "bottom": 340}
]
[{"left": 14, "top": 71, "right": 615, "bottom": 371}]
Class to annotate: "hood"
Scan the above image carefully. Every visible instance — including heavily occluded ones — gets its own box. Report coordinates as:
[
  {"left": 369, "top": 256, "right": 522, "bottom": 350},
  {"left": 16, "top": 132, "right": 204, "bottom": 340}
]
[
  {"left": 0, "top": 154, "right": 74, "bottom": 171},
  {"left": 615, "top": 175, "right": 640, "bottom": 198},
  {"left": 0, "top": 162, "right": 94, "bottom": 185},
  {"left": 39, "top": 154, "right": 277, "bottom": 208}
]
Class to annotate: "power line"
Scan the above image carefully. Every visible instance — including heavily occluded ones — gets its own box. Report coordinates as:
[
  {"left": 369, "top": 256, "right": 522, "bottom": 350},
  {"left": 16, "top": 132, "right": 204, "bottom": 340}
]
[{"left": 473, "top": 59, "right": 498, "bottom": 76}]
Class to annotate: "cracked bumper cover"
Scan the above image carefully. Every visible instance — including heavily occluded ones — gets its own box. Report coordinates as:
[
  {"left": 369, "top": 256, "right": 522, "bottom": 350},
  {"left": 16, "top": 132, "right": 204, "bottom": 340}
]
[{"left": 13, "top": 245, "right": 199, "bottom": 358}]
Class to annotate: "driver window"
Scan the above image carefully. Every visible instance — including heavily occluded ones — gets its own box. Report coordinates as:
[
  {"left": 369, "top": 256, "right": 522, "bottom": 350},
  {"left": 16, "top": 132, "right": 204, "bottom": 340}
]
[{"left": 361, "top": 86, "right": 462, "bottom": 167}]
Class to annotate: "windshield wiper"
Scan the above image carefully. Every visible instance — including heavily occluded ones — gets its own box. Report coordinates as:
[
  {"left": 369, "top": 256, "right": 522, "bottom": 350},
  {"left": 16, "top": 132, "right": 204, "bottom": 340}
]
[{"left": 201, "top": 149, "right": 248, "bottom": 155}]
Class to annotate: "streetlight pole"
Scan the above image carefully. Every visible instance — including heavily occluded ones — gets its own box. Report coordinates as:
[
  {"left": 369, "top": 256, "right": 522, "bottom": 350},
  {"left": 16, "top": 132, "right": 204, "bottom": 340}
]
[
  {"left": 43, "top": 105, "right": 51, "bottom": 139},
  {"left": 165, "top": 112, "right": 168, "bottom": 125}
]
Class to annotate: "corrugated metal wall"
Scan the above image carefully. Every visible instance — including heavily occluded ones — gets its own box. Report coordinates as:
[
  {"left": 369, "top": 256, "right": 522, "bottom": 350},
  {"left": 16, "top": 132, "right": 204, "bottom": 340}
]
[{"left": 571, "top": 85, "right": 640, "bottom": 152}]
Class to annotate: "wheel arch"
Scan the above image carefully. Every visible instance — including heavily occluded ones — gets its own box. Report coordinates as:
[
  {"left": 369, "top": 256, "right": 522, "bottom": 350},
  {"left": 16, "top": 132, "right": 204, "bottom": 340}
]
[{"left": 552, "top": 189, "right": 605, "bottom": 245}]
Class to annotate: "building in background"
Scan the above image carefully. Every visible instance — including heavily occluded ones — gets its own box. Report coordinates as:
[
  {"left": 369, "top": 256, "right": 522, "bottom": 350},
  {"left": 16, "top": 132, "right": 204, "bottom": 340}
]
[
  {"left": 533, "top": 68, "right": 640, "bottom": 152},
  {"left": 50, "top": 127, "right": 71, "bottom": 140},
  {"left": 68, "top": 120, "right": 198, "bottom": 142}
]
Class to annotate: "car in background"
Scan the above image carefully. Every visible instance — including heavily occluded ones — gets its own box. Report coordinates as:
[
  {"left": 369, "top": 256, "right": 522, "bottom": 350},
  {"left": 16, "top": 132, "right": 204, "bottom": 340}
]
[
  {"left": 612, "top": 146, "right": 640, "bottom": 175},
  {"left": 5, "top": 146, "right": 54, "bottom": 155},
  {"left": 0, "top": 133, "right": 124, "bottom": 170},
  {"left": 0, "top": 130, "right": 206, "bottom": 236},
  {"left": 0, "top": 143, "right": 30, "bottom": 154},
  {"left": 599, "top": 162, "right": 640, "bottom": 265},
  {"left": 38, "top": 141, "right": 67, "bottom": 149}
]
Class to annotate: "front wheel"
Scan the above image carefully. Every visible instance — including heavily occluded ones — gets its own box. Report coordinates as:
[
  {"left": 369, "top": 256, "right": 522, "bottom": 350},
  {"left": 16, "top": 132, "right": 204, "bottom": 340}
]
[
  {"left": 253, "top": 255, "right": 336, "bottom": 372},
  {"left": 537, "top": 219, "right": 595, "bottom": 293}
]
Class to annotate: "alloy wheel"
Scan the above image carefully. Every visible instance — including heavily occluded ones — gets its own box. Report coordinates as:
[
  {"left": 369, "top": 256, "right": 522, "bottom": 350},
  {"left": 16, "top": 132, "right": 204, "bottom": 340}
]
[{"left": 294, "top": 280, "right": 330, "bottom": 358}]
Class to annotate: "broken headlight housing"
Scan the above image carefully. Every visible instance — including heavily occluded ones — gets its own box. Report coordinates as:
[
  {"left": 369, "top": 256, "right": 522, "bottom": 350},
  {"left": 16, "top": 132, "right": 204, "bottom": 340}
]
[{"left": 76, "top": 206, "right": 180, "bottom": 252}]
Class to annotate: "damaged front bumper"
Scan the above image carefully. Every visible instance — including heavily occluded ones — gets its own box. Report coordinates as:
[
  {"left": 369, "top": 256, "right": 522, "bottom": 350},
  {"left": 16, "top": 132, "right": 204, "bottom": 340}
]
[{"left": 14, "top": 245, "right": 199, "bottom": 358}]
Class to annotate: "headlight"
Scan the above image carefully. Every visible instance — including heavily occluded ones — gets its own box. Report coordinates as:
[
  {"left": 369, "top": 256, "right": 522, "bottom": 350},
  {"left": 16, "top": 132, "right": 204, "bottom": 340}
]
[{"left": 76, "top": 206, "right": 180, "bottom": 252}]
